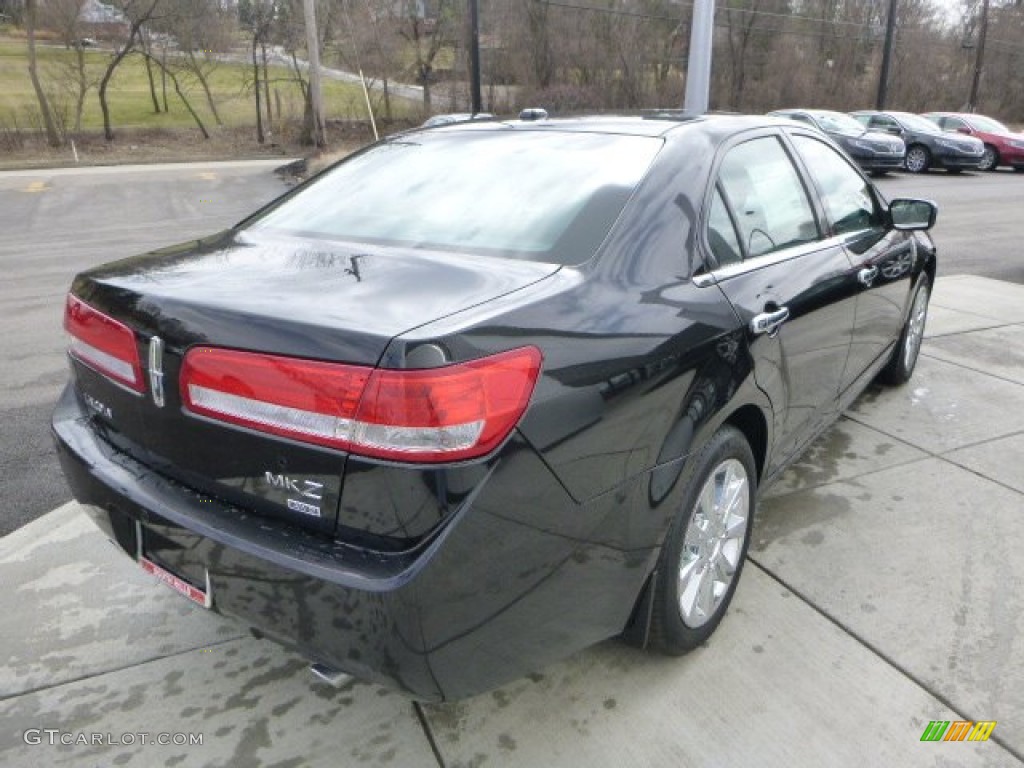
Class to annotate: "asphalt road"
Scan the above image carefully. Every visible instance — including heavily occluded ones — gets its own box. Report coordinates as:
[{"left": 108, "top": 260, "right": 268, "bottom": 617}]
[
  {"left": 0, "top": 162, "right": 1020, "bottom": 537},
  {"left": 0, "top": 160, "right": 292, "bottom": 536},
  {"left": 877, "top": 168, "right": 1024, "bottom": 284}
]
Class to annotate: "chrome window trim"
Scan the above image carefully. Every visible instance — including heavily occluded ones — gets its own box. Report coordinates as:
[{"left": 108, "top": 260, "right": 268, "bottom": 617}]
[{"left": 693, "top": 233, "right": 852, "bottom": 287}]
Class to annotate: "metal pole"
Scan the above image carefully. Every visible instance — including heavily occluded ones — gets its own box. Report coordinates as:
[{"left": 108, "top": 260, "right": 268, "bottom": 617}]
[
  {"left": 303, "top": 0, "right": 325, "bottom": 147},
  {"left": 683, "top": 0, "right": 716, "bottom": 114},
  {"left": 468, "top": 0, "right": 482, "bottom": 114},
  {"left": 875, "top": 0, "right": 897, "bottom": 110},
  {"left": 967, "top": 0, "right": 990, "bottom": 112}
]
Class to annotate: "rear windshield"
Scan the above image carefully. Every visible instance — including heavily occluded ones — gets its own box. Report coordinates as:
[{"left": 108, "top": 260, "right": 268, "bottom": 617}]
[{"left": 248, "top": 129, "right": 662, "bottom": 264}]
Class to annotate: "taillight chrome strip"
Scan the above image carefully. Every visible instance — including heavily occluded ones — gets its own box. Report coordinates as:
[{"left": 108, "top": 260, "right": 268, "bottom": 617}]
[
  {"left": 354, "top": 420, "right": 485, "bottom": 455},
  {"left": 181, "top": 345, "right": 542, "bottom": 462},
  {"left": 69, "top": 336, "right": 138, "bottom": 387},
  {"left": 187, "top": 383, "right": 486, "bottom": 454},
  {"left": 188, "top": 384, "right": 353, "bottom": 441}
]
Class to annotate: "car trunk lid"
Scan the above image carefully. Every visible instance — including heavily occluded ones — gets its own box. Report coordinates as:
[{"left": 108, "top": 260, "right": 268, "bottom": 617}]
[{"left": 67, "top": 230, "right": 558, "bottom": 539}]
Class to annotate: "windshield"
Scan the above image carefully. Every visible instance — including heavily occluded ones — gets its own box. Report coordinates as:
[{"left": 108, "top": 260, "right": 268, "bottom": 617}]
[
  {"left": 810, "top": 111, "right": 865, "bottom": 135},
  {"left": 892, "top": 113, "right": 943, "bottom": 134},
  {"left": 248, "top": 130, "right": 662, "bottom": 264},
  {"left": 966, "top": 115, "right": 1009, "bottom": 133}
]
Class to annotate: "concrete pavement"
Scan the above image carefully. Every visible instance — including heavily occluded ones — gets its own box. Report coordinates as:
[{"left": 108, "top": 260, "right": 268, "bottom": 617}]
[{"left": 1, "top": 274, "right": 1022, "bottom": 767}]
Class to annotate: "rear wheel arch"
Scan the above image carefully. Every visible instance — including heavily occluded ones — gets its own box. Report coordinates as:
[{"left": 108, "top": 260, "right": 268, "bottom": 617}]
[{"left": 723, "top": 404, "right": 768, "bottom": 484}]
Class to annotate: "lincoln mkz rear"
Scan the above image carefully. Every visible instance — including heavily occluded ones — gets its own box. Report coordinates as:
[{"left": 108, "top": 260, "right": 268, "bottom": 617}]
[{"left": 53, "top": 115, "right": 938, "bottom": 701}]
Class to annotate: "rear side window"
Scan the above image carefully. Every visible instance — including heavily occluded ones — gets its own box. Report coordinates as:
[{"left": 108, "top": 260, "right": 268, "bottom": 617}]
[
  {"left": 248, "top": 131, "right": 662, "bottom": 265},
  {"left": 707, "top": 187, "right": 742, "bottom": 267},
  {"left": 716, "top": 136, "right": 819, "bottom": 258},
  {"left": 791, "top": 135, "right": 881, "bottom": 236}
]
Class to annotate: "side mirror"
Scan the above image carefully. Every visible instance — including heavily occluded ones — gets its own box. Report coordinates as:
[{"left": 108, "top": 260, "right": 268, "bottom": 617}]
[{"left": 890, "top": 198, "right": 937, "bottom": 231}]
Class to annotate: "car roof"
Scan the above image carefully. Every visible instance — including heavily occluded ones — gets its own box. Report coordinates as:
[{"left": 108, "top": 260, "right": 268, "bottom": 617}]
[{"left": 423, "top": 112, "right": 803, "bottom": 140}]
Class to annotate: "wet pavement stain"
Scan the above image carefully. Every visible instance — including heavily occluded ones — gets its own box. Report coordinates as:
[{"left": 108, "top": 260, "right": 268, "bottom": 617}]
[{"left": 754, "top": 492, "right": 852, "bottom": 552}]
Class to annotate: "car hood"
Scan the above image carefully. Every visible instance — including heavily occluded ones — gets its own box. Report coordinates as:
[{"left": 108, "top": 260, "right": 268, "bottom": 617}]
[{"left": 857, "top": 130, "right": 905, "bottom": 149}]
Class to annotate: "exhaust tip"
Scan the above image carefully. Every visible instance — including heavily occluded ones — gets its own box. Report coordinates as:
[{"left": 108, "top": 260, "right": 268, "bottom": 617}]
[{"left": 310, "top": 662, "right": 353, "bottom": 688}]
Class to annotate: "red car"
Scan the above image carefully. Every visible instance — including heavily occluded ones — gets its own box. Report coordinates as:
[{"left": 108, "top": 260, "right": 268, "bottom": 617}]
[{"left": 924, "top": 112, "right": 1024, "bottom": 172}]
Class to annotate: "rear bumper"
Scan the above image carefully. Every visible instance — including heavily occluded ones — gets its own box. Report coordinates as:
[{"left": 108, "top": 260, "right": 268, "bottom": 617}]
[{"left": 52, "top": 384, "right": 654, "bottom": 700}]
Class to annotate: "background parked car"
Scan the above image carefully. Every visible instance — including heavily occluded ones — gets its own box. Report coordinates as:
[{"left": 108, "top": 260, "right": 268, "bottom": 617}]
[
  {"left": 768, "top": 108, "right": 905, "bottom": 174},
  {"left": 421, "top": 112, "right": 493, "bottom": 127},
  {"left": 851, "top": 110, "right": 984, "bottom": 173},
  {"left": 923, "top": 112, "right": 1024, "bottom": 172}
]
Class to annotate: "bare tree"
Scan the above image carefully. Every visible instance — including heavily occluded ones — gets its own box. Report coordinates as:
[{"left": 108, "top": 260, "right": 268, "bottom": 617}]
[
  {"left": 397, "top": 0, "right": 457, "bottom": 111},
  {"left": 39, "top": 0, "right": 87, "bottom": 48},
  {"left": 162, "top": 0, "right": 237, "bottom": 126},
  {"left": 97, "top": 0, "right": 165, "bottom": 140},
  {"left": 39, "top": 0, "right": 96, "bottom": 132},
  {"left": 25, "top": 0, "right": 62, "bottom": 146},
  {"left": 240, "top": 0, "right": 275, "bottom": 142}
]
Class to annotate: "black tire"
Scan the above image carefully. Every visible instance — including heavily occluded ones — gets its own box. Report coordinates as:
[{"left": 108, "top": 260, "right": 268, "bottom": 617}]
[
  {"left": 879, "top": 274, "right": 931, "bottom": 386},
  {"left": 904, "top": 145, "right": 931, "bottom": 173},
  {"left": 979, "top": 145, "right": 999, "bottom": 172},
  {"left": 649, "top": 425, "right": 756, "bottom": 655},
  {"left": 946, "top": 168, "right": 963, "bottom": 175}
]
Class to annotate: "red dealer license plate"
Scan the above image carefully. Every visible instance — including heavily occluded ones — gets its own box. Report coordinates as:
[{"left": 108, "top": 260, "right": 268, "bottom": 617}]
[{"left": 140, "top": 557, "right": 211, "bottom": 608}]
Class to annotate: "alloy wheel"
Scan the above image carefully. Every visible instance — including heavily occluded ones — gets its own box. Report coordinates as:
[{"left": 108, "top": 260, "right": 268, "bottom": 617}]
[
  {"left": 905, "top": 147, "right": 929, "bottom": 173},
  {"left": 980, "top": 147, "right": 998, "bottom": 171},
  {"left": 677, "top": 458, "right": 749, "bottom": 628},
  {"left": 904, "top": 284, "right": 930, "bottom": 371}
]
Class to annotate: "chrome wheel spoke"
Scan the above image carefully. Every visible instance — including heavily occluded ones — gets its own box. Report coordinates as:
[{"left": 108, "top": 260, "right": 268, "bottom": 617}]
[
  {"left": 694, "top": 564, "right": 715, "bottom": 619},
  {"left": 712, "top": 550, "right": 736, "bottom": 581},
  {"left": 722, "top": 513, "right": 747, "bottom": 541}
]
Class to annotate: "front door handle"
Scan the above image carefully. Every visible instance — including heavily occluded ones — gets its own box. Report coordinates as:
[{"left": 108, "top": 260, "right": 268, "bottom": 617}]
[
  {"left": 858, "top": 266, "right": 879, "bottom": 286},
  {"left": 750, "top": 306, "right": 790, "bottom": 336}
]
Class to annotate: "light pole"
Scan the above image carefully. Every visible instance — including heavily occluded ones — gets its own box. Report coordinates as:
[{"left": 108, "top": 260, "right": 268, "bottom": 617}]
[
  {"left": 967, "top": 0, "right": 990, "bottom": 112},
  {"left": 684, "top": 0, "right": 716, "bottom": 113},
  {"left": 875, "top": 0, "right": 898, "bottom": 109},
  {"left": 468, "top": 0, "right": 482, "bottom": 114}
]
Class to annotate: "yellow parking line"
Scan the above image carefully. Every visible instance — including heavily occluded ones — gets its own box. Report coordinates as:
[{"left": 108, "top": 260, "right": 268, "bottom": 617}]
[
  {"left": 23, "top": 181, "right": 50, "bottom": 193},
  {"left": 198, "top": 172, "right": 217, "bottom": 181}
]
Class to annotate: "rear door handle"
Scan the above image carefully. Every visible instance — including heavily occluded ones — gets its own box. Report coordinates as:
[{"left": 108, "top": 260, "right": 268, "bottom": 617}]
[
  {"left": 858, "top": 266, "right": 879, "bottom": 286},
  {"left": 750, "top": 307, "right": 790, "bottom": 336}
]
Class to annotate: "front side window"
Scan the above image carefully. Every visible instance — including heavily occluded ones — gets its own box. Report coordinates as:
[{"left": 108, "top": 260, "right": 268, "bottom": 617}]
[
  {"left": 716, "top": 137, "right": 819, "bottom": 258},
  {"left": 791, "top": 135, "right": 881, "bottom": 235}
]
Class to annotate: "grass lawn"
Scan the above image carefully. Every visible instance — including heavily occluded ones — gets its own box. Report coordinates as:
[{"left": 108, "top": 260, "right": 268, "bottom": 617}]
[{"left": 0, "top": 38, "right": 418, "bottom": 136}]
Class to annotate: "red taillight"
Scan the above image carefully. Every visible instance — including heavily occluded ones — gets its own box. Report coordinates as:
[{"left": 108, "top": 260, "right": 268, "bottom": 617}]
[
  {"left": 181, "top": 346, "right": 542, "bottom": 463},
  {"left": 64, "top": 294, "right": 145, "bottom": 393}
]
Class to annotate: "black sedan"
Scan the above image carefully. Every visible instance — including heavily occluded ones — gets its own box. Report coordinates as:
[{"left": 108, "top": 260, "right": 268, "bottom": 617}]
[
  {"left": 768, "top": 108, "right": 905, "bottom": 173},
  {"left": 851, "top": 110, "right": 984, "bottom": 173},
  {"left": 53, "top": 114, "right": 937, "bottom": 701}
]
